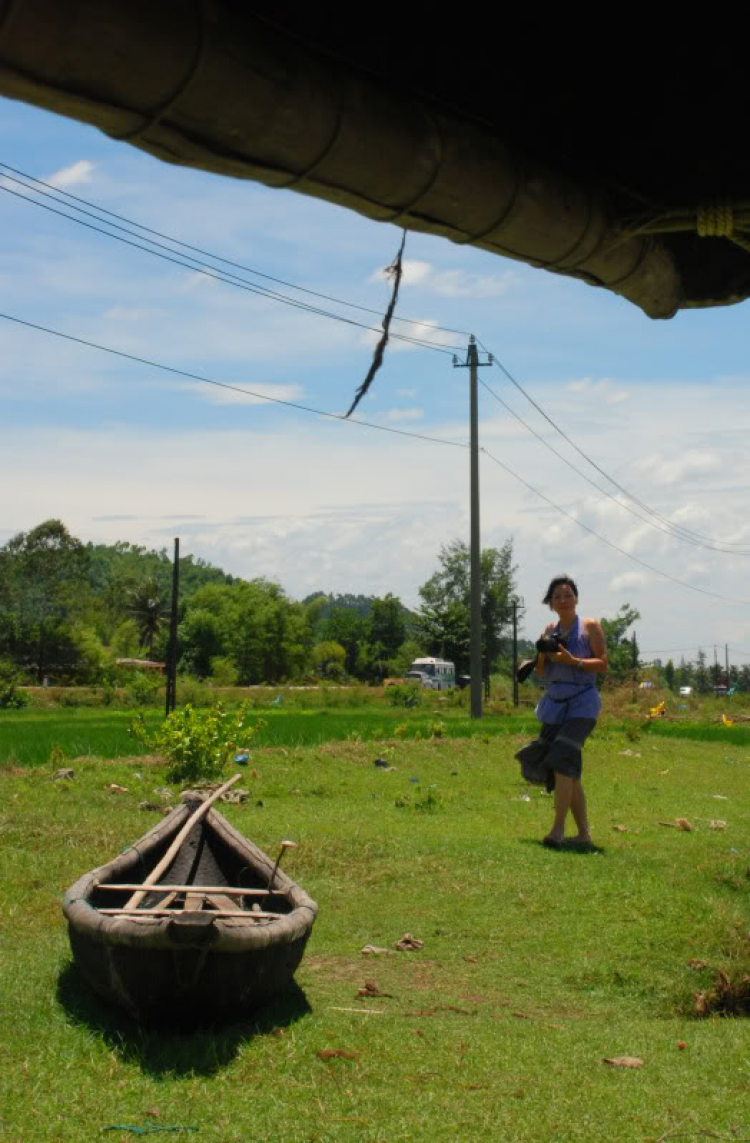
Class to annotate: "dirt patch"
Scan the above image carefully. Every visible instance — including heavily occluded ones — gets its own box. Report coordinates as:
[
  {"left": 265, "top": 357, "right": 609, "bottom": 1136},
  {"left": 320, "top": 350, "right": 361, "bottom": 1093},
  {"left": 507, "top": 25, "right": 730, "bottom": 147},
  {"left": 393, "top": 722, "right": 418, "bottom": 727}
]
[{"left": 694, "top": 970, "right": 750, "bottom": 1017}]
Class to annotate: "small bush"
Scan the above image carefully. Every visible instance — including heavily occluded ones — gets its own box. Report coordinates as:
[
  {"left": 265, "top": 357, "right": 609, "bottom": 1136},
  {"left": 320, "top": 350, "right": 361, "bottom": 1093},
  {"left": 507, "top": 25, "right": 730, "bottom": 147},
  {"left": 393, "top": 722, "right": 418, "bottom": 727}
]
[
  {"left": 126, "top": 670, "right": 163, "bottom": 709},
  {"left": 209, "top": 656, "right": 239, "bottom": 687},
  {"left": 130, "top": 700, "right": 262, "bottom": 784},
  {"left": 386, "top": 683, "right": 422, "bottom": 708},
  {"left": 395, "top": 785, "right": 443, "bottom": 813},
  {"left": 0, "top": 660, "right": 30, "bottom": 710}
]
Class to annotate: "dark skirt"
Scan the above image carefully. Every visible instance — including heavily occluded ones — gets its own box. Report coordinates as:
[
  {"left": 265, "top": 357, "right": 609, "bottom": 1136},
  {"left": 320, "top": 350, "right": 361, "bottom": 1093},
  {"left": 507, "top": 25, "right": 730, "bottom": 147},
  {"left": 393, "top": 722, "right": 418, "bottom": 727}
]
[{"left": 514, "top": 718, "right": 597, "bottom": 790}]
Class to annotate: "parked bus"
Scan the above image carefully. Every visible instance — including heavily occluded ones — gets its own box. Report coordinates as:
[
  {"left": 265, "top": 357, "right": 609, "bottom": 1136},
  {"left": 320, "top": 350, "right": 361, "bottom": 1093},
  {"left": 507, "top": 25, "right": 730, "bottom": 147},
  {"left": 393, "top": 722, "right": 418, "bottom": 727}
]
[{"left": 405, "top": 657, "right": 456, "bottom": 690}]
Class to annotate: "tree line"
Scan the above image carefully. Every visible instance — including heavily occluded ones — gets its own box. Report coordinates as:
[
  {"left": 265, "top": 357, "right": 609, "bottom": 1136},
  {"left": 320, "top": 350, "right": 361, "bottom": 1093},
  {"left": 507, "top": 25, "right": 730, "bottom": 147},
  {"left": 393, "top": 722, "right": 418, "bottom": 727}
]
[
  {"left": 0, "top": 521, "right": 533, "bottom": 688},
  {"left": 3, "top": 519, "right": 678, "bottom": 693}
]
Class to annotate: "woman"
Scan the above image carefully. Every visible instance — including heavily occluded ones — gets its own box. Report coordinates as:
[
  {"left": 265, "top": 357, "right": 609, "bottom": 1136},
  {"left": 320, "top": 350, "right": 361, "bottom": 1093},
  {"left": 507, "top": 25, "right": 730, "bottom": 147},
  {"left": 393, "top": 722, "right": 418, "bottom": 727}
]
[{"left": 515, "top": 574, "right": 607, "bottom": 848}]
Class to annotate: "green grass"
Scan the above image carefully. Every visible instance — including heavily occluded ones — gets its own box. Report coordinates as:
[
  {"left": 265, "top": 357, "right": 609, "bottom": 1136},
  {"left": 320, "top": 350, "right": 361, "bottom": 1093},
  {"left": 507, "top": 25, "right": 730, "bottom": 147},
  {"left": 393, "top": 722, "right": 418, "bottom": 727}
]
[
  {"left": 0, "top": 707, "right": 541, "bottom": 764},
  {"left": 643, "top": 719, "right": 750, "bottom": 746},
  {"left": 0, "top": 718, "right": 748, "bottom": 1142}
]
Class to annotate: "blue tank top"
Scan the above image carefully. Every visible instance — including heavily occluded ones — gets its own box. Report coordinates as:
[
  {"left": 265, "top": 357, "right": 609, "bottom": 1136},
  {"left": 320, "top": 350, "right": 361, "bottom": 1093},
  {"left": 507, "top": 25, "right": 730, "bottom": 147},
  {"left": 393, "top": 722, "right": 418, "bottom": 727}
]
[{"left": 535, "top": 615, "right": 601, "bottom": 724}]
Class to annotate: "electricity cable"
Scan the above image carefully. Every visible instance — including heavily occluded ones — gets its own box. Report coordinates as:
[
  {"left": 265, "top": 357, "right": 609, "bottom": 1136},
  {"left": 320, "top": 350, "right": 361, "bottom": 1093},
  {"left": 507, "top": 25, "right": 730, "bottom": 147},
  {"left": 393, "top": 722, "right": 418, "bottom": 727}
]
[
  {"left": 0, "top": 180, "right": 461, "bottom": 355},
  {"left": 481, "top": 445, "right": 750, "bottom": 606},
  {"left": 0, "top": 162, "right": 470, "bottom": 339},
  {"left": 479, "top": 376, "right": 750, "bottom": 556},
  {"left": 4, "top": 306, "right": 748, "bottom": 607},
  {"left": 0, "top": 310, "right": 468, "bottom": 450},
  {"left": 477, "top": 338, "right": 750, "bottom": 550}
]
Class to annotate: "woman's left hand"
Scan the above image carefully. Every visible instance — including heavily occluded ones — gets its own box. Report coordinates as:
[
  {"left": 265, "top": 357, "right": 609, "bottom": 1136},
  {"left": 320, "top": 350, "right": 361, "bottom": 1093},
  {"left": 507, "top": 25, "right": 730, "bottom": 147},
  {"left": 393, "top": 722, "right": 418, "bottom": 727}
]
[{"left": 548, "top": 645, "right": 579, "bottom": 666}]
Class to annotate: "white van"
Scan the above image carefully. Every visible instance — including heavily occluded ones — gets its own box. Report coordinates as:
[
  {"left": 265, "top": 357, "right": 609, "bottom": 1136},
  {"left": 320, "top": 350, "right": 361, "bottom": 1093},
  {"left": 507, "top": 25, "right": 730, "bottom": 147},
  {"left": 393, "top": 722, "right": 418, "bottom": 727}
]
[
  {"left": 678, "top": 686, "right": 693, "bottom": 696},
  {"left": 406, "top": 657, "right": 456, "bottom": 690}
]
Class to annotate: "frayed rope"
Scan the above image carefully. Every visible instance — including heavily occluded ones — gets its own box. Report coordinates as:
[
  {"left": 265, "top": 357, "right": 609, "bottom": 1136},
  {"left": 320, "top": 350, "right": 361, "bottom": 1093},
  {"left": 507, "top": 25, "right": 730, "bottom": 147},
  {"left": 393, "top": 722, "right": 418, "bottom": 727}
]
[{"left": 345, "top": 230, "right": 407, "bottom": 417}]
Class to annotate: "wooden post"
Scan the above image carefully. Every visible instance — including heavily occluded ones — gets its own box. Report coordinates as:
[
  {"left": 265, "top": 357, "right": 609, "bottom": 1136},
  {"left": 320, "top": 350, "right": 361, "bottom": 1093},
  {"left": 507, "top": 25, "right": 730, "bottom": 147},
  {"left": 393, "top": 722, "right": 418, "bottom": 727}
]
[
  {"left": 512, "top": 600, "right": 519, "bottom": 707},
  {"left": 165, "top": 537, "right": 180, "bottom": 717}
]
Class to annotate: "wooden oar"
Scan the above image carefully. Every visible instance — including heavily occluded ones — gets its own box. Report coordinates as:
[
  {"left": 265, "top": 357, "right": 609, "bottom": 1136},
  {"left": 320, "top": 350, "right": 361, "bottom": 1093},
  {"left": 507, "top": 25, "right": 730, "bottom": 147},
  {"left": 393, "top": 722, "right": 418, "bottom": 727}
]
[{"left": 122, "top": 774, "right": 242, "bottom": 912}]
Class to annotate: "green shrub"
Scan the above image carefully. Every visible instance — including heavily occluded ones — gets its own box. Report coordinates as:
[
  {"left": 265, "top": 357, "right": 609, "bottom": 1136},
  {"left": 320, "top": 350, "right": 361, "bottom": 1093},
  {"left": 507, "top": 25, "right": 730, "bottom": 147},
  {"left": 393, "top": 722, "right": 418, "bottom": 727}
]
[
  {"left": 386, "top": 683, "right": 422, "bottom": 708},
  {"left": 130, "top": 700, "right": 262, "bottom": 784},
  {"left": 125, "top": 670, "right": 163, "bottom": 708},
  {"left": 208, "top": 656, "right": 239, "bottom": 687},
  {"left": 0, "top": 660, "right": 30, "bottom": 709}
]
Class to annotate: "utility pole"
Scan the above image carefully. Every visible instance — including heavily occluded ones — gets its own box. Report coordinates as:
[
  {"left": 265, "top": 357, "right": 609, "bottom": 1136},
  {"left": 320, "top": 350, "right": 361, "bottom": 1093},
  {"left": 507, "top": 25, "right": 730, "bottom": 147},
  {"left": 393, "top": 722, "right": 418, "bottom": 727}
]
[
  {"left": 453, "top": 335, "right": 492, "bottom": 719},
  {"left": 165, "top": 537, "right": 180, "bottom": 717},
  {"left": 725, "top": 643, "right": 729, "bottom": 682},
  {"left": 512, "top": 600, "right": 519, "bottom": 707}
]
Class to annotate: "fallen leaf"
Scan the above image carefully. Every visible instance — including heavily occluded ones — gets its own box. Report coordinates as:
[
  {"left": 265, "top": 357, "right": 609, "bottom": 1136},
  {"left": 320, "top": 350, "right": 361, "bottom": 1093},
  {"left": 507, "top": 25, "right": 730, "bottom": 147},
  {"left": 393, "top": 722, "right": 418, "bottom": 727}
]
[
  {"left": 52, "top": 768, "right": 74, "bottom": 781},
  {"left": 613, "top": 825, "right": 628, "bottom": 832},
  {"left": 356, "top": 980, "right": 392, "bottom": 999},
  {"left": 144, "top": 1108, "right": 161, "bottom": 1120},
  {"left": 675, "top": 818, "right": 693, "bottom": 831},
  {"left": 687, "top": 959, "right": 709, "bottom": 970},
  {"left": 464, "top": 955, "right": 478, "bottom": 963},
  {"left": 361, "top": 945, "right": 389, "bottom": 956},
  {"left": 317, "top": 1049, "right": 358, "bottom": 1061},
  {"left": 105, "top": 784, "right": 128, "bottom": 794},
  {"left": 709, "top": 820, "right": 727, "bottom": 830},
  {"left": 603, "top": 1056, "right": 643, "bottom": 1068},
  {"left": 395, "top": 933, "right": 424, "bottom": 951},
  {"left": 251, "top": 769, "right": 260, "bottom": 779}
]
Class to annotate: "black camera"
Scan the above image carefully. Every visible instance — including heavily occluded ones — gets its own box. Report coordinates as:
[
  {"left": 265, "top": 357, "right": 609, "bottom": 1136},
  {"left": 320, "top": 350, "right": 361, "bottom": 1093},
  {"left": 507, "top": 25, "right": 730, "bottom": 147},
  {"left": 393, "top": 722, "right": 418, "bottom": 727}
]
[{"left": 536, "top": 633, "right": 565, "bottom": 653}]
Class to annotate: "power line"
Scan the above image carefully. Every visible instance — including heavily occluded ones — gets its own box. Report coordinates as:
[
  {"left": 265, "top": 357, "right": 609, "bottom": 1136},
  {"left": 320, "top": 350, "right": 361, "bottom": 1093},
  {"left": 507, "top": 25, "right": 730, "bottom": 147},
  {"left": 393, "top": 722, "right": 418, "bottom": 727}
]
[
  {"left": 478, "top": 376, "right": 750, "bottom": 556},
  {"left": 0, "top": 309, "right": 469, "bottom": 450},
  {"left": 6, "top": 305, "right": 750, "bottom": 608},
  {"left": 0, "top": 179, "right": 463, "bottom": 357},
  {"left": 0, "top": 162, "right": 469, "bottom": 340},
  {"left": 481, "top": 445, "right": 750, "bottom": 606},
  {"left": 477, "top": 338, "right": 750, "bottom": 551}
]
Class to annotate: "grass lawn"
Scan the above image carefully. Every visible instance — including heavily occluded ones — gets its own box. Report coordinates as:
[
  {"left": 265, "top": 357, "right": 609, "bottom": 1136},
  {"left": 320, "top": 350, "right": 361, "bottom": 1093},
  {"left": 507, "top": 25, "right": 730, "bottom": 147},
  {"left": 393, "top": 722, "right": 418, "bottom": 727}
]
[
  {"left": 0, "top": 716, "right": 748, "bottom": 1142},
  {"left": 0, "top": 706, "right": 542, "bottom": 764}
]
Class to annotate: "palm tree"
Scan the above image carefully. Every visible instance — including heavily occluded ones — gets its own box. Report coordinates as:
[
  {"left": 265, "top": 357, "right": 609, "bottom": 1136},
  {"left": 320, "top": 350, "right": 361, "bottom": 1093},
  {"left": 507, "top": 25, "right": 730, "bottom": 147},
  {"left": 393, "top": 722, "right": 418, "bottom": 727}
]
[{"left": 129, "top": 577, "right": 164, "bottom": 656}]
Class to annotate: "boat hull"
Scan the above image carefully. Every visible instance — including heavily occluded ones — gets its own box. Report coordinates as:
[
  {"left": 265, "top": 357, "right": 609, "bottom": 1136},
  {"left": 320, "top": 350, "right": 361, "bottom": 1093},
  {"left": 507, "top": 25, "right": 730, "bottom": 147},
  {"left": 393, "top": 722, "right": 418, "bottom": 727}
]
[{"left": 63, "top": 798, "right": 318, "bottom": 1022}]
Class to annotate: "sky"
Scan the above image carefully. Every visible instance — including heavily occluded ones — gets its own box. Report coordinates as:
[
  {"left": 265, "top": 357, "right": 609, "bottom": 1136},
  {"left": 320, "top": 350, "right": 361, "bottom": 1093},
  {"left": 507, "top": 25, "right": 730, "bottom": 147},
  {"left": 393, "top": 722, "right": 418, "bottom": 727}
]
[{"left": 2, "top": 95, "right": 750, "bottom": 668}]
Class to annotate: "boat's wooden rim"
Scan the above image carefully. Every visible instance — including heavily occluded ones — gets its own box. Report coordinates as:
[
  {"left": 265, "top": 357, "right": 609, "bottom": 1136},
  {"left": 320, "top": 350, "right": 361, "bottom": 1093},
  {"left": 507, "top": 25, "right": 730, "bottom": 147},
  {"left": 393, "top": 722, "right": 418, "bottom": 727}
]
[
  {"left": 97, "top": 907, "right": 282, "bottom": 919},
  {"left": 94, "top": 883, "right": 288, "bottom": 896}
]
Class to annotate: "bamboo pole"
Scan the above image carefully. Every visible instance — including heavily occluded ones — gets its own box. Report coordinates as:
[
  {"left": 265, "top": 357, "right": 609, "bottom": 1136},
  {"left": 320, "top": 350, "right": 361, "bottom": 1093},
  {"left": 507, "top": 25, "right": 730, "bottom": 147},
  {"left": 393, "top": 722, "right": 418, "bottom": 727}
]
[{"left": 121, "top": 774, "right": 242, "bottom": 911}]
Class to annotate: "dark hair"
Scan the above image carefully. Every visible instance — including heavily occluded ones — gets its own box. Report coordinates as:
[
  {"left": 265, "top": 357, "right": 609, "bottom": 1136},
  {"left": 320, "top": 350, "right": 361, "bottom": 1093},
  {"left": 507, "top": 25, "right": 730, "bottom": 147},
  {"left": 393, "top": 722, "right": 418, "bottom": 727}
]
[{"left": 542, "top": 575, "right": 579, "bottom": 606}]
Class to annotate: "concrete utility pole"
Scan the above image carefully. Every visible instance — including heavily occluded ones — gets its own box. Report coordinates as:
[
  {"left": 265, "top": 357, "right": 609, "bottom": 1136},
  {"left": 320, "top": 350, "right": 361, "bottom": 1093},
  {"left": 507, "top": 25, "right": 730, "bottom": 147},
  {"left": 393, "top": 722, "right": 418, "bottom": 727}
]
[{"left": 453, "top": 336, "right": 492, "bottom": 719}]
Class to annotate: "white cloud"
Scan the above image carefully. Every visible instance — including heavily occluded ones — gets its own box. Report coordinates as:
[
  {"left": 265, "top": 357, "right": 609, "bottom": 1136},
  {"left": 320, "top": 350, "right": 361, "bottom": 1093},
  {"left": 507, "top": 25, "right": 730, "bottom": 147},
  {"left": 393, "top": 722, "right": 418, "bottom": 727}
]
[
  {"left": 634, "top": 452, "right": 721, "bottom": 485},
  {"left": 180, "top": 381, "right": 304, "bottom": 407},
  {"left": 609, "top": 571, "right": 651, "bottom": 592},
  {"left": 387, "top": 407, "right": 424, "bottom": 422},
  {"left": 368, "top": 259, "right": 514, "bottom": 299},
  {"left": 396, "top": 388, "right": 417, "bottom": 398},
  {"left": 566, "top": 376, "right": 628, "bottom": 404},
  {"left": 46, "top": 160, "right": 95, "bottom": 188}
]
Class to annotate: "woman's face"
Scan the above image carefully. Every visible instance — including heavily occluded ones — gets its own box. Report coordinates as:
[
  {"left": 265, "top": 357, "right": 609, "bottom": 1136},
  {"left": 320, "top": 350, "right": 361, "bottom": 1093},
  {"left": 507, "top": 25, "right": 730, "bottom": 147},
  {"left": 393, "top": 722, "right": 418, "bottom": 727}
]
[{"left": 550, "top": 583, "right": 577, "bottom": 620}]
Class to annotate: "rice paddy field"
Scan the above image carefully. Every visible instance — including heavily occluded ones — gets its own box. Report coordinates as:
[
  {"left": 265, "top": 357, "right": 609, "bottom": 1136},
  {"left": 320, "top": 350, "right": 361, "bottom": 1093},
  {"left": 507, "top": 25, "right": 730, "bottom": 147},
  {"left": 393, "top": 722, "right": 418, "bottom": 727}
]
[{"left": 0, "top": 689, "right": 748, "bottom": 1142}]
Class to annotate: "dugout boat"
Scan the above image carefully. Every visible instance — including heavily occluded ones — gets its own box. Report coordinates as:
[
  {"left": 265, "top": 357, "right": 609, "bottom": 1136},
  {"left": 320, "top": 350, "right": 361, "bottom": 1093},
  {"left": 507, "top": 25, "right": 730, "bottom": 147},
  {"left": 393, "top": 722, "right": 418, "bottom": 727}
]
[{"left": 62, "top": 776, "right": 317, "bottom": 1022}]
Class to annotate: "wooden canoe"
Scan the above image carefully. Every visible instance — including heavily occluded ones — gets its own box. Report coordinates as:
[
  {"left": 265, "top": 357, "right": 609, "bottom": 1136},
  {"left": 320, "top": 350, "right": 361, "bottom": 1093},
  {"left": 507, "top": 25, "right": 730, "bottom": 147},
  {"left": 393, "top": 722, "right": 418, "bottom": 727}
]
[{"left": 62, "top": 792, "right": 318, "bottom": 1022}]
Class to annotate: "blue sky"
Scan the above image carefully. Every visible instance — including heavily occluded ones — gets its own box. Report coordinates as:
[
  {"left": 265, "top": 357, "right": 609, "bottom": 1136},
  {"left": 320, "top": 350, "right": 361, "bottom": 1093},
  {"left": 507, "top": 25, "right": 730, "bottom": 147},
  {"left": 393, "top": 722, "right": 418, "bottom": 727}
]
[{"left": 2, "top": 95, "right": 750, "bottom": 666}]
